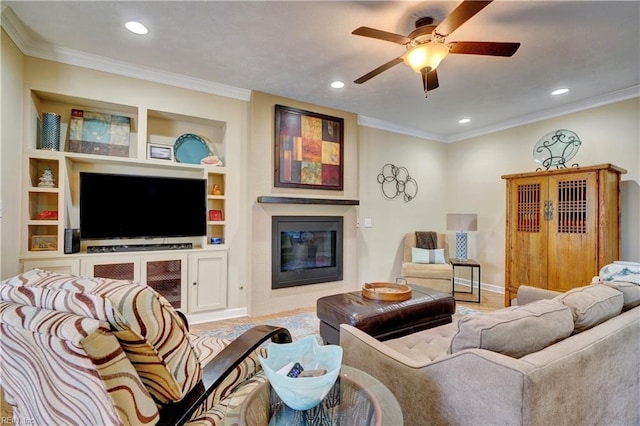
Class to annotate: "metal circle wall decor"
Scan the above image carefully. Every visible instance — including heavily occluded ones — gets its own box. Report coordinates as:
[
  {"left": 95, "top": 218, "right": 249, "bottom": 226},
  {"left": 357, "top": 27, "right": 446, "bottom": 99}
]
[
  {"left": 533, "top": 129, "right": 581, "bottom": 170},
  {"left": 377, "top": 163, "right": 418, "bottom": 202}
]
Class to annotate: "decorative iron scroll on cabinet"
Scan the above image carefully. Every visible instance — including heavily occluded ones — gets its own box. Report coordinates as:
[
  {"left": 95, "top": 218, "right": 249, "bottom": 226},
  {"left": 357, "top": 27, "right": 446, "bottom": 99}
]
[
  {"left": 533, "top": 129, "right": 582, "bottom": 171},
  {"left": 377, "top": 163, "right": 418, "bottom": 202}
]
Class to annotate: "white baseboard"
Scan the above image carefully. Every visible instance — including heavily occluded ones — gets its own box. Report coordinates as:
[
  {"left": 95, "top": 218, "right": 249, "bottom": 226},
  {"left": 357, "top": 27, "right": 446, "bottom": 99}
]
[
  {"left": 453, "top": 278, "right": 504, "bottom": 294},
  {"left": 187, "top": 307, "right": 248, "bottom": 325}
]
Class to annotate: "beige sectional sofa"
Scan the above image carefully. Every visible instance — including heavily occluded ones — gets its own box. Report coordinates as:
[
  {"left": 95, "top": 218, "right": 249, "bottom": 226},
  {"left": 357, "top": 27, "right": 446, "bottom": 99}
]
[{"left": 341, "top": 282, "right": 640, "bottom": 426}]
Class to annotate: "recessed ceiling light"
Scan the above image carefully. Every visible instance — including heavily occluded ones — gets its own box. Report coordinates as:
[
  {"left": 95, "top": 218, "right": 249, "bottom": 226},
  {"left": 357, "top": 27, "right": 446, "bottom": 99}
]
[
  {"left": 458, "top": 118, "right": 471, "bottom": 124},
  {"left": 125, "top": 21, "right": 149, "bottom": 35},
  {"left": 330, "top": 81, "right": 345, "bottom": 89},
  {"left": 551, "top": 88, "right": 569, "bottom": 96}
]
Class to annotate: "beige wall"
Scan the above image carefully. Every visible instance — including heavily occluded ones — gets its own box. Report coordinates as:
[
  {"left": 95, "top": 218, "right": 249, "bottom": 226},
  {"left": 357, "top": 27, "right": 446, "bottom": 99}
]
[
  {"left": 444, "top": 98, "right": 640, "bottom": 288},
  {"left": 248, "top": 91, "right": 359, "bottom": 316},
  {"left": 357, "top": 126, "right": 448, "bottom": 284},
  {"left": 1, "top": 30, "right": 24, "bottom": 279}
]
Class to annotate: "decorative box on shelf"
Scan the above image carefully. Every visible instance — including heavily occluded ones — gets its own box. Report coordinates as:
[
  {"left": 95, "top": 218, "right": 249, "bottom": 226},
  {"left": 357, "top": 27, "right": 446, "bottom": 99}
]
[
  {"left": 31, "top": 235, "right": 58, "bottom": 251},
  {"left": 68, "top": 109, "right": 131, "bottom": 157}
]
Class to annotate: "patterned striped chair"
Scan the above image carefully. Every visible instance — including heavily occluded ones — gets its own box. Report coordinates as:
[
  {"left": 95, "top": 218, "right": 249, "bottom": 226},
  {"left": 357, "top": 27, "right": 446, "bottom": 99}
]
[{"left": 0, "top": 269, "right": 291, "bottom": 425}]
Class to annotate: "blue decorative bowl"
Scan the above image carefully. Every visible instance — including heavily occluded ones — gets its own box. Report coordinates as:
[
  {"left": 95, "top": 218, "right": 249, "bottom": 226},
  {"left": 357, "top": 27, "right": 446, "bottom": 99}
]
[{"left": 258, "top": 335, "right": 343, "bottom": 411}]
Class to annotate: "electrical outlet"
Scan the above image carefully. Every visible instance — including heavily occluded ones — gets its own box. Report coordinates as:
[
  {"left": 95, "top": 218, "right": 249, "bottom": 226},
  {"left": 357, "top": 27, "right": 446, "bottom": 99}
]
[{"left": 364, "top": 218, "right": 372, "bottom": 228}]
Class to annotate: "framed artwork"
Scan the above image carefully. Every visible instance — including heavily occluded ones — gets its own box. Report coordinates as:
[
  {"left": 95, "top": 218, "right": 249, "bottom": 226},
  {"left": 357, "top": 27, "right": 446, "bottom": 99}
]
[
  {"left": 69, "top": 109, "right": 131, "bottom": 158},
  {"left": 147, "top": 144, "right": 174, "bottom": 161},
  {"left": 31, "top": 235, "right": 57, "bottom": 251},
  {"left": 274, "top": 105, "right": 344, "bottom": 190}
]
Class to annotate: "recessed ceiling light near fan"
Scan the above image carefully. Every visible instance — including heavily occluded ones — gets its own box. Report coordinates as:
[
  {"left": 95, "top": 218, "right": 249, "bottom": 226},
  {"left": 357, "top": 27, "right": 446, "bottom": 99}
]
[{"left": 352, "top": 0, "right": 521, "bottom": 98}]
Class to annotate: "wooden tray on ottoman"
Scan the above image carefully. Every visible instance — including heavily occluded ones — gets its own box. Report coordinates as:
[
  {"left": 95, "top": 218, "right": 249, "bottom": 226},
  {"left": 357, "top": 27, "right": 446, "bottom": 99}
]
[{"left": 362, "top": 282, "right": 412, "bottom": 302}]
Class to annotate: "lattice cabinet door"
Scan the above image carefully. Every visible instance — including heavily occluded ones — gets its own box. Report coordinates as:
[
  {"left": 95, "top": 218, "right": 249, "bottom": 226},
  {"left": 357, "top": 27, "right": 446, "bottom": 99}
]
[
  {"left": 505, "top": 175, "right": 549, "bottom": 300},
  {"left": 83, "top": 256, "right": 139, "bottom": 281},
  {"left": 141, "top": 254, "right": 188, "bottom": 311},
  {"left": 548, "top": 171, "right": 597, "bottom": 292}
]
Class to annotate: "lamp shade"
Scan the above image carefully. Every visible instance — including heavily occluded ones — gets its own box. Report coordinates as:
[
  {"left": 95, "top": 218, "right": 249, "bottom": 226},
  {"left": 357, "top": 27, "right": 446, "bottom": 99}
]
[
  {"left": 403, "top": 43, "right": 450, "bottom": 73},
  {"left": 446, "top": 214, "right": 478, "bottom": 232}
]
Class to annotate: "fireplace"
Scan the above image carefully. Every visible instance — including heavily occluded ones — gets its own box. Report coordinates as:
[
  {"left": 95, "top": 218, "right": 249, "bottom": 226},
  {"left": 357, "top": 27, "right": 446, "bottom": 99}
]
[{"left": 272, "top": 216, "right": 343, "bottom": 289}]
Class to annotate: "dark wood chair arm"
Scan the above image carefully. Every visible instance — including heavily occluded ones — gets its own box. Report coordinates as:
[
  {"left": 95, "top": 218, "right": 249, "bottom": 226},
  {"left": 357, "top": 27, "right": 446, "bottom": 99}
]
[{"left": 157, "top": 325, "right": 292, "bottom": 426}]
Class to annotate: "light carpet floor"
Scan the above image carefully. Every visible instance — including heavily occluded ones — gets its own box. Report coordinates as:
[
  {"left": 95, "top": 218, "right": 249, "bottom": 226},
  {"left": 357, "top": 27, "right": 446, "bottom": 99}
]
[{"left": 196, "top": 306, "right": 479, "bottom": 342}]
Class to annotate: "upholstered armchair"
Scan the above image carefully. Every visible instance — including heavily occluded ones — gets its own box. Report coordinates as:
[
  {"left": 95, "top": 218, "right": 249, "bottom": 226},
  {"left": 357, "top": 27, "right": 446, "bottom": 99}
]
[
  {"left": 0, "top": 269, "right": 291, "bottom": 425},
  {"left": 400, "top": 232, "right": 453, "bottom": 290}
]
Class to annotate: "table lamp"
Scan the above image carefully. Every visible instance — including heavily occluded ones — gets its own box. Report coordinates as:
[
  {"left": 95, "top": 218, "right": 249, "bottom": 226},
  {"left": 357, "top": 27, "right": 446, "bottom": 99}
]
[{"left": 446, "top": 213, "right": 478, "bottom": 260}]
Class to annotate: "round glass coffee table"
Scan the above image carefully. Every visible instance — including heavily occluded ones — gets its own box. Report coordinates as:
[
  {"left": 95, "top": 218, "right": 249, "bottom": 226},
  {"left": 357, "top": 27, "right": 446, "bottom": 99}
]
[{"left": 222, "top": 365, "right": 402, "bottom": 425}]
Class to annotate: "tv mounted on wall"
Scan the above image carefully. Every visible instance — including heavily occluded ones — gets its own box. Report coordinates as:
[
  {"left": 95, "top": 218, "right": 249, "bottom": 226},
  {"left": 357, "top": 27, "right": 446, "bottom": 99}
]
[{"left": 79, "top": 172, "right": 206, "bottom": 240}]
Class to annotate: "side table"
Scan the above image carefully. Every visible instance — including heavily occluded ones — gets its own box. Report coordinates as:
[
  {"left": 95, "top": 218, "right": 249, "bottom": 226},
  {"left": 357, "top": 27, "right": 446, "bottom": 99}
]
[
  {"left": 222, "top": 365, "right": 403, "bottom": 425},
  {"left": 450, "top": 258, "right": 481, "bottom": 303}
]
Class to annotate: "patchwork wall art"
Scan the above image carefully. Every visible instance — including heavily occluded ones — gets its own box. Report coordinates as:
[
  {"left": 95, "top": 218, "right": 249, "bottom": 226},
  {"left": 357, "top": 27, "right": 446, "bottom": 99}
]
[{"left": 274, "top": 105, "right": 344, "bottom": 190}]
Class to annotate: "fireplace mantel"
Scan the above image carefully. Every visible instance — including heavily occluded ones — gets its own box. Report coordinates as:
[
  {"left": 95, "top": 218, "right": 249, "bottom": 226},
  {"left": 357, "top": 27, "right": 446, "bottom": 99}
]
[{"left": 257, "top": 196, "right": 359, "bottom": 205}]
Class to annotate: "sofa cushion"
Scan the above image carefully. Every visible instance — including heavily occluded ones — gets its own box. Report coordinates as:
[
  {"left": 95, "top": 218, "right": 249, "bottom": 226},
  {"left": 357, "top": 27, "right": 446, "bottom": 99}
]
[
  {"left": 449, "top": 299, "right": 574, "bottom": 358},
  {"left": 553, "top": 285, "right": 624, "bottom": 332},
  {"left": 0, "top": 302, "right": 159, "bottom": 425},
  {"left": 0, "top": 269, "right": 201, "bottom": 403},
  {"left": 385, "top": 322, "right": 458, "bottom": 365},
  {"left": 403, "top": 232, "right": 450, "bottom": 263},
  {"left": 599, "top": 281, "right": 640, "bottom": 311},
  {"left": 401, "top": 262, "right": 453, "bottom": 280},
  {"left": 412, "top": 247, "right": 446, "bottom": 264}
]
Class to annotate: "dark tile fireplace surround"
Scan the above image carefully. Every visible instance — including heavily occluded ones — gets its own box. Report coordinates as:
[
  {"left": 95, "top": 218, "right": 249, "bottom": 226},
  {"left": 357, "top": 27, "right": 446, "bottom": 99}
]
[{"left": 271, "top": 215, "right": 343, "bottom": 289}]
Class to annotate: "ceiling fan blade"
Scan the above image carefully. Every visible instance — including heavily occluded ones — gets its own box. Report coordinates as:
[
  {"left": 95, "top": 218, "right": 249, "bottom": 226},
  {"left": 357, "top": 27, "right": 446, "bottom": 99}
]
[
  {"left": 421, "top": 69, "right": 439, "bottom": 97},
  {"left": 435, "top": 0, "right": 493, "bottom": 37},
  {"left": 448, "top": 41, "right": 520, "bottom": 57},
  {"left": 354, "top": 56, "right": 404, "bottom": 84},
  {"left": 352, "top": 27, "right": 410, "bottom": 45}
]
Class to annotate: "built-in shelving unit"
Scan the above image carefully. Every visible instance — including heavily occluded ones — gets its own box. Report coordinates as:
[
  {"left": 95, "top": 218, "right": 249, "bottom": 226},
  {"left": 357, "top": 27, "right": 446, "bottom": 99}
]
[
  {"left": 21, "top": 88, "right": 232, "bottom": 315},
  {"left": 25, "top": 154, "right": 63, "bottom": 254},
  {"left": 24, "top": 90, "right": 229, "bottom": 254}
]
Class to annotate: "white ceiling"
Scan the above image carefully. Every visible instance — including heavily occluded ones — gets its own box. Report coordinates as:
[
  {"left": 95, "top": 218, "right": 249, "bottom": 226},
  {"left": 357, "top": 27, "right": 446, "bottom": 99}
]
[{"left": 2, "top": 1, "right": 639, "bottom": 142}]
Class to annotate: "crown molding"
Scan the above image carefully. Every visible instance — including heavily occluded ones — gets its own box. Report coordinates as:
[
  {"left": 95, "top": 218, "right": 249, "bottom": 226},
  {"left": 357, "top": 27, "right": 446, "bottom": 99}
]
[
  {"left": 447, "top": 86, "right": 640, "bottom": 143},
  {"left": 1, "top": 6, "right": 28, "bottom": 50},
  {"left": 1, "top": 8, "right": 251, "bottom": 102},
  {"left": 360, "top": 86, "right": 639, "bottom": 144},
  {"left": 357, "top": 115, "right": 446, "bottom": 142}
]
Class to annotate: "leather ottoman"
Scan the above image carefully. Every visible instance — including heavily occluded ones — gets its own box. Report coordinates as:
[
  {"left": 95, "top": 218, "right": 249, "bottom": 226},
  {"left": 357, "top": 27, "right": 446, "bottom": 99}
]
[{"left": 316, "top": 284, "right": 456, "bottom": 345}]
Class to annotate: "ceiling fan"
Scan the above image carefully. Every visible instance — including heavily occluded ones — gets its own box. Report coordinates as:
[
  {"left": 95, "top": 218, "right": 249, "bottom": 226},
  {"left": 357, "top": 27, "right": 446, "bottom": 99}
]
[{"left": 352, "top": 0, "right": 520, "bottom": 97}]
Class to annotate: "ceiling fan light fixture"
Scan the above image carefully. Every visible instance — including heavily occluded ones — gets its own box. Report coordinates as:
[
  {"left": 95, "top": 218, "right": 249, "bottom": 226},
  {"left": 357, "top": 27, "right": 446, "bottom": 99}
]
[{"left": 404, "top": 43, "right": 449, "bottom": 73}]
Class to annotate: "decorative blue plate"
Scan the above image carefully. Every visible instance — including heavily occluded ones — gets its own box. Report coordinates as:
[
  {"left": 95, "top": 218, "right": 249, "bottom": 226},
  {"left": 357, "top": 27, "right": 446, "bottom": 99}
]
[{"left": 174, "top": 134, "right": 211, "bottom": 164}]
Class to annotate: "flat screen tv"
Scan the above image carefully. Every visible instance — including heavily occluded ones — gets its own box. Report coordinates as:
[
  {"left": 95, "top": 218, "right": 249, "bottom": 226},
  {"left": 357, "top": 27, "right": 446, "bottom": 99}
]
[{"left": 79, "top": 172, "right": 207, "bottom": 240}]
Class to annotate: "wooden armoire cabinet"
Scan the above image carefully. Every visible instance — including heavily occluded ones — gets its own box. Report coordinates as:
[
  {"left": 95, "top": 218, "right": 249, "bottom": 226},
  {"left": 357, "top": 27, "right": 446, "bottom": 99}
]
[{"left": 502, "top": 164, "right": 626, "bottom": 306}]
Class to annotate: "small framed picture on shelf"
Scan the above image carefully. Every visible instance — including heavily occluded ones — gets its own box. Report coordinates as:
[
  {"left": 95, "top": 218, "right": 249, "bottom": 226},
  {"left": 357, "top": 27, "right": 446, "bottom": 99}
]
[
  {"left": 31, "top": 235, "right": 57, "bottom": 251},
  {"left": 209, "top": 210, "right": 223, "bottom": 221},
  {"left": 147, "top": 144, "right": 174, "bottom": 161}
]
